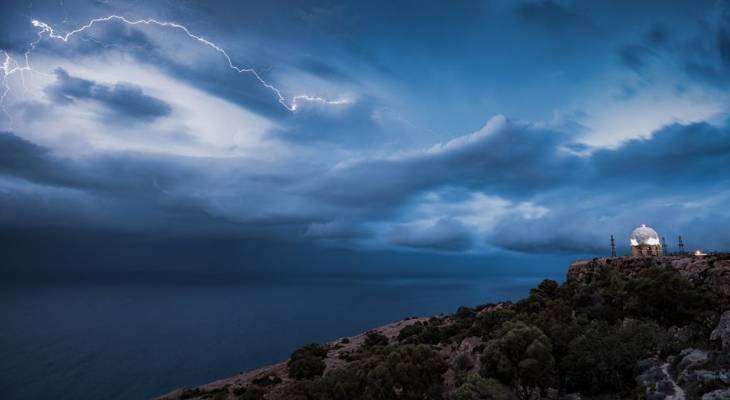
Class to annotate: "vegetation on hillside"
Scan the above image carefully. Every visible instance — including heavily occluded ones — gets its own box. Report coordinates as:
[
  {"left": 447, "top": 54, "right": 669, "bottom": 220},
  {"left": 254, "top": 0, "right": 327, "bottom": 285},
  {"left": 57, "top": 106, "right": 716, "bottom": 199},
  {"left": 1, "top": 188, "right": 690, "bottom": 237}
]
[{"left": 278, "top": 264, "right": 729, "bottom": 400}]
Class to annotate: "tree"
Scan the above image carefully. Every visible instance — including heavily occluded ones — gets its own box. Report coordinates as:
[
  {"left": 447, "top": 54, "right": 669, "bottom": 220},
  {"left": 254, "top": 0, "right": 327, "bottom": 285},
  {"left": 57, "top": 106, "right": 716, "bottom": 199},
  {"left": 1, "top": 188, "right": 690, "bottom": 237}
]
[
  {"left": 472, "top": 307, "right": 517, "bottom": 339},
  {"left": 288, "top": 344, "right": 328, "bottom": 379},
  {"left": 561, "top": 320, "right": 665, "bottom": 395},
  {"left": 625, "top": 268, "right": 712, "bottom": 326},
  {"left": 454, "top": 374, "right": 517, "bottom": 400},
  {"left": 480, "top": 321, "right": 554, "bottom": 399}
]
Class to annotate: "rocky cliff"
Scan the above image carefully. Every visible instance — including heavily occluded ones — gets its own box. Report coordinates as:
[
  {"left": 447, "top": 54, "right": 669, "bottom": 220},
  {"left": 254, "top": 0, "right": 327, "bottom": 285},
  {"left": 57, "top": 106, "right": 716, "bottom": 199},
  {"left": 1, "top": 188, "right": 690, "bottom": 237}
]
[
  {"left": 567, "top": 254, "right": 730, "bottom": 298},
  {"left": 160, "top": 254, "right": 730, "bottom": 400}
]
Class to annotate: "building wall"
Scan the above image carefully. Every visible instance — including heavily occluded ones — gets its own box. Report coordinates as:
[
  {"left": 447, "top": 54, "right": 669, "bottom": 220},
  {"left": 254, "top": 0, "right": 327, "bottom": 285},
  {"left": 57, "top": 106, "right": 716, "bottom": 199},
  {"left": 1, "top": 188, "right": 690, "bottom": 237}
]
[{"left": 631, "top": 244, "right": 663, "bottom": 256}]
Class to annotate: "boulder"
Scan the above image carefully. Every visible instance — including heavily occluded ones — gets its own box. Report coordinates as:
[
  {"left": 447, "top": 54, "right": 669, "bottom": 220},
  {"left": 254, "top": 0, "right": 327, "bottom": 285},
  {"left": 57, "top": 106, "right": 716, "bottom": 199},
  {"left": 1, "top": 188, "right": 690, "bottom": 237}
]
[
  {"left": 707, "top": 261, "right": 730, "bottom": 298},
  {"left": 702, "top": 388, "right": 730, "bottom": 400},
  {"left": 677, "top": 349, "right": 709, "bottom": 372},
  {"left": 710, "top": 311, "right": 730, "bottom": 351},
  {"left": 678, "top": 368, "right": 730, "bottom": 387},
  {"left": 636, "top": 359, "right": 682, "bottom": 400}
]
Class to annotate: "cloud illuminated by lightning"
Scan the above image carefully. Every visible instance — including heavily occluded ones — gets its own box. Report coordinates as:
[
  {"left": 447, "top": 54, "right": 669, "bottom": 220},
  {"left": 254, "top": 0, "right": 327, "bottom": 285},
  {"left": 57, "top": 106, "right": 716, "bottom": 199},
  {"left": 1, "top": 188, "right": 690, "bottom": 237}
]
[{"left": 0, "top": 15, "right": 352, "bottom": 121}]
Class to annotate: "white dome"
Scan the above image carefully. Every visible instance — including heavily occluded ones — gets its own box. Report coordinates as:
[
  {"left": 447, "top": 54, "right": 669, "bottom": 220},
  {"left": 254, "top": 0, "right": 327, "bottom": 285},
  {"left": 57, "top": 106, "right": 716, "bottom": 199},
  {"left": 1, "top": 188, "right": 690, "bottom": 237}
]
[{"left": 630, "top": 224, "right": 661, "bottom": 246}]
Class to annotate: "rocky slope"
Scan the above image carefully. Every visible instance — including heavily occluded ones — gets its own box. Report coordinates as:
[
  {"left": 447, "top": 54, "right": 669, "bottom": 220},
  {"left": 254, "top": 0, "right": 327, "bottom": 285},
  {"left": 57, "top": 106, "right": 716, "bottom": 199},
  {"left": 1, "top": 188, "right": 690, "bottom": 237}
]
[{"left": 159, "top": 254, "right": 730, "bottom": 400}]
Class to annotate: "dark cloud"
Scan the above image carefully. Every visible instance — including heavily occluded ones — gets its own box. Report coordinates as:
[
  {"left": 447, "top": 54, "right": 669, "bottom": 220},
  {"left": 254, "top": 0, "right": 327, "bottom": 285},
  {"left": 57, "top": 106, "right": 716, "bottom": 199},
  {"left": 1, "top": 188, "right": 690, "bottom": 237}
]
[
  {"left": 45, "top": 68, "right": 172, "bottom": 121},
  {"left": 590, "top": 121, "right": 730, "bottom": 186},
  {"left": 617, "top": 1, "right": 730, "bottom": 89},
  {"left": 307, "top": 116, "right": 582, "bottom": 208},
  {"left": 387, "top": 219, "right": 473, "bottom": 252},
  {"left": 0, "top": 131, "right": 325, "bottom": 239},
  {"left": 490, "top": 216, "right": 606, "bottom": 254},
  {"left": 488, "top": 120, "right": 730, "bottom": 255},
  {"left": 4, "top": 116, "right": 730, "bottom": 256},
  {"left": 0, "top": 132, "right": 82, "bottom": 188},
  {"left": 0, "top": 131, "right": 205, "bottom": 210},
  {"left": 285, "top": 116, "right": 730, "bottom": 254}
]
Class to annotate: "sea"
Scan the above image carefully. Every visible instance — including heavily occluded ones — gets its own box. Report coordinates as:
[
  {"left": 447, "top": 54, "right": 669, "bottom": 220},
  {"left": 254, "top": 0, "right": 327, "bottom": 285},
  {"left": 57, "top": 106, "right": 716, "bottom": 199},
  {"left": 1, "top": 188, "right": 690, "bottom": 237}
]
[{"left": 0, "top": 272, "right": 563, "bottom": 399}]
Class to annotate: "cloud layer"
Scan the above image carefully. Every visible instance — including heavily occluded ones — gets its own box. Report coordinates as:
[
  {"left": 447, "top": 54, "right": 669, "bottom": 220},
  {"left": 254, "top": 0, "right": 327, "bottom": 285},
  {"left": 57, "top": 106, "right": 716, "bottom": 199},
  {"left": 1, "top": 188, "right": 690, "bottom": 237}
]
[
  {"left": 3, "top": 111, "right": 730, "bottom": 255},
  {"left": 1, "top": 0, "right": 730, "bottom": 270}
]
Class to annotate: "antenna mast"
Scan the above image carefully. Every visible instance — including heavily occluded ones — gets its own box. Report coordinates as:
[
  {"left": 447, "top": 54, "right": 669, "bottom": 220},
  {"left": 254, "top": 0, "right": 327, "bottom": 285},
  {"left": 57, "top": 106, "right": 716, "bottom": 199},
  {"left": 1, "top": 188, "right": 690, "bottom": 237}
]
[
  {"left": 610, "top": 234, "right": 616, "bottom": 257},
  {"left": 678, "top": 235, "right": 685, "bottom": 254}
]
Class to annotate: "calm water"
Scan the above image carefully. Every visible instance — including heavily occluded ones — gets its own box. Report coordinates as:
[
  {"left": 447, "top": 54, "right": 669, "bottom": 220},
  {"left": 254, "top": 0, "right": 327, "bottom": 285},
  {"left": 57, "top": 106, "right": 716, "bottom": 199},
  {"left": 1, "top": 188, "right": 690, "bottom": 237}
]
[{"left": 0, "top": 275, "right": 552, "bottom": 400}]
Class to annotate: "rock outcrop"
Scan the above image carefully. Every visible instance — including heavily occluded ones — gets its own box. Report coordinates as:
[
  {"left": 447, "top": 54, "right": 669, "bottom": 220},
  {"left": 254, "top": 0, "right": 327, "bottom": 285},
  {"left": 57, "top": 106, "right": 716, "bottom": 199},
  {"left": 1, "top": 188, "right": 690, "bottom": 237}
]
[{"left": 567, "top": 253, "right": 730, "bottom": 298}]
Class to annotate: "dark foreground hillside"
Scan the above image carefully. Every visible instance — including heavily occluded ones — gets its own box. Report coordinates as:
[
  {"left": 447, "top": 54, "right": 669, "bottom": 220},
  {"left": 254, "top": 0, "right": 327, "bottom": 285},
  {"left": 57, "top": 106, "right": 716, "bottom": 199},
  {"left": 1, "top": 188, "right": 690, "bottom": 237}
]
[{"left": 160, "top": 254, "right": 730, "bottom": 400}]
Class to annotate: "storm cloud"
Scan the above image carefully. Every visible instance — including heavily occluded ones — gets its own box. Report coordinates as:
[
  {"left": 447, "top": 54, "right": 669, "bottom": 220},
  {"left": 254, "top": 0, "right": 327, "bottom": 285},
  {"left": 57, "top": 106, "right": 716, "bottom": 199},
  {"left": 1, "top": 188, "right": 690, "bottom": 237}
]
[
  {"left": 1, "top": 0, "right": 730, "bottom": 272},
  {"left": 46, "top": 68, "right": 172, "bottom": 122},
  {"left": 4, "top": 110, "right": 730, "bottom": 256}
]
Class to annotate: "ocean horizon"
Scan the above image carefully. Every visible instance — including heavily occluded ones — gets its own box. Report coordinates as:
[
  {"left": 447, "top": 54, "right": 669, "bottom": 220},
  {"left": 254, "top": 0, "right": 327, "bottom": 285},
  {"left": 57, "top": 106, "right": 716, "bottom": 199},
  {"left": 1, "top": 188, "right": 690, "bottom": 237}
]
[{"left": 0, "top": 271, "right": 561, "bottom": 400}]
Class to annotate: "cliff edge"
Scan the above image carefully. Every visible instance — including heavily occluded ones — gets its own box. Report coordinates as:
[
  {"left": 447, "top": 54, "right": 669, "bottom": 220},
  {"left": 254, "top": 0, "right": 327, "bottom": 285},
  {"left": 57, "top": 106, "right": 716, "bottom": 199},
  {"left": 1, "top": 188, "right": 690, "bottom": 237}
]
[{"left": 567, "top": 254, "right": 730, "bottom": 297}]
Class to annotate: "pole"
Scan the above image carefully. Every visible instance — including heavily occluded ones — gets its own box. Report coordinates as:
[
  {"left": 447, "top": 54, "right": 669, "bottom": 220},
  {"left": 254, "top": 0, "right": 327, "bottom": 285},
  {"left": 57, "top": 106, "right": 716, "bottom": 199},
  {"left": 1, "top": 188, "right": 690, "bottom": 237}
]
[
  {"left": 678, "top": 235, "right": 685, "bottom": 254},
  {"left": 610, "top": 234, "right": 616, "bottom": 257}
]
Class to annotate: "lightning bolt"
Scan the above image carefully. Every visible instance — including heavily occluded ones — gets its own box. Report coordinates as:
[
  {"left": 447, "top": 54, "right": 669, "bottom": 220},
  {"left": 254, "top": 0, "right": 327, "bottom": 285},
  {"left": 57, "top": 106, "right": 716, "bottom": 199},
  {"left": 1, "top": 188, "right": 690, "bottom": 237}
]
[
  {"left": 0, "top": 15, "right": 351, "bottom": 123},
  {"left": 0, "top": 19, "right": 51, "bottom": 123}
]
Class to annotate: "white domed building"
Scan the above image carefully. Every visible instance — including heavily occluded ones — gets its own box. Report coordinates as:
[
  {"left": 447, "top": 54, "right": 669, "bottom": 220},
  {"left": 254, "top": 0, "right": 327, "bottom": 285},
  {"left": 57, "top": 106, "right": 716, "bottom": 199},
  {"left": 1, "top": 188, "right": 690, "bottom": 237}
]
[{"left": 630, "top": 224, "right": 663, "bottom": 256}]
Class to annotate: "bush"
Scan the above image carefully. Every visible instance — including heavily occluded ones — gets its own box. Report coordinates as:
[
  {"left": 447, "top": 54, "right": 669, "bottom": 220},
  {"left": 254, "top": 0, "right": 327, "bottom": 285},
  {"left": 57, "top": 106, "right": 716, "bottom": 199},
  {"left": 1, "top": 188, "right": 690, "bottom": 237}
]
[
  {"left": 178, "top": 387, "right": 228, "bottom": 399},
  {"left": 298, "top": 344, "right": 447, "bottom": 400},
  {"left": 362, "top": 331, "right": 389, "bottom": 348},
  {"left": 290, "top": 343, "right": 328, "bottom": 359},
  {"left": 455, "top": 352, "right": 475, "bottom": 371},
  {"left": 252, "top": 374, "right": 281, "bottom": 387},
  {"left": 288, "top": 343, "right": 328, "bottom": 379},
  {"left": 455, "top": 306, "right": 476, "bottom": 320},
  {"left": 398, "top": 322, "right": 424, "bottom": 342},
  {"left": 454, "top": 374, "right": 517, "bottom": 400},
  {"left": 232, "top": 385, "right": 265, "bottom": 400},
  {"left": 288, "top": 357, "right": 326, "bottom": 380}
]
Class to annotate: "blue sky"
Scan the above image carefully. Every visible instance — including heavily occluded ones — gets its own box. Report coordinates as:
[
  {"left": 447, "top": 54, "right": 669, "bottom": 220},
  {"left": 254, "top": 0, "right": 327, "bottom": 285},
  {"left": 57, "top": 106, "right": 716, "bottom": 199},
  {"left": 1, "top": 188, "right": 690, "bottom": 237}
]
[{"left": 1, "top": 0, "right": 730, "bottom": 274}]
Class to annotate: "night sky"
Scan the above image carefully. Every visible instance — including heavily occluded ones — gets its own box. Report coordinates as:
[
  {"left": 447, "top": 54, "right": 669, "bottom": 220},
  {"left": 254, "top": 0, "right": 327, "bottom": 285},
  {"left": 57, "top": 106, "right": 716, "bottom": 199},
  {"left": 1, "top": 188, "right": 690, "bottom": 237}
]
[{"left": 2, "top": 0, "right": 730, "bottom": 277}]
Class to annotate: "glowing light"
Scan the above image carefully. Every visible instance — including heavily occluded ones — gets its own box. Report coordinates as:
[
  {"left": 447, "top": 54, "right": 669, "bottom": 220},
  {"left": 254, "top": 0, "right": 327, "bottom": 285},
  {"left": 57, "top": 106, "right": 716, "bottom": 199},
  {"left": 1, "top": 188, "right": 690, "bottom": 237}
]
[{"left": 1, "top": 15, "right": 351, "bottom": 121}]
